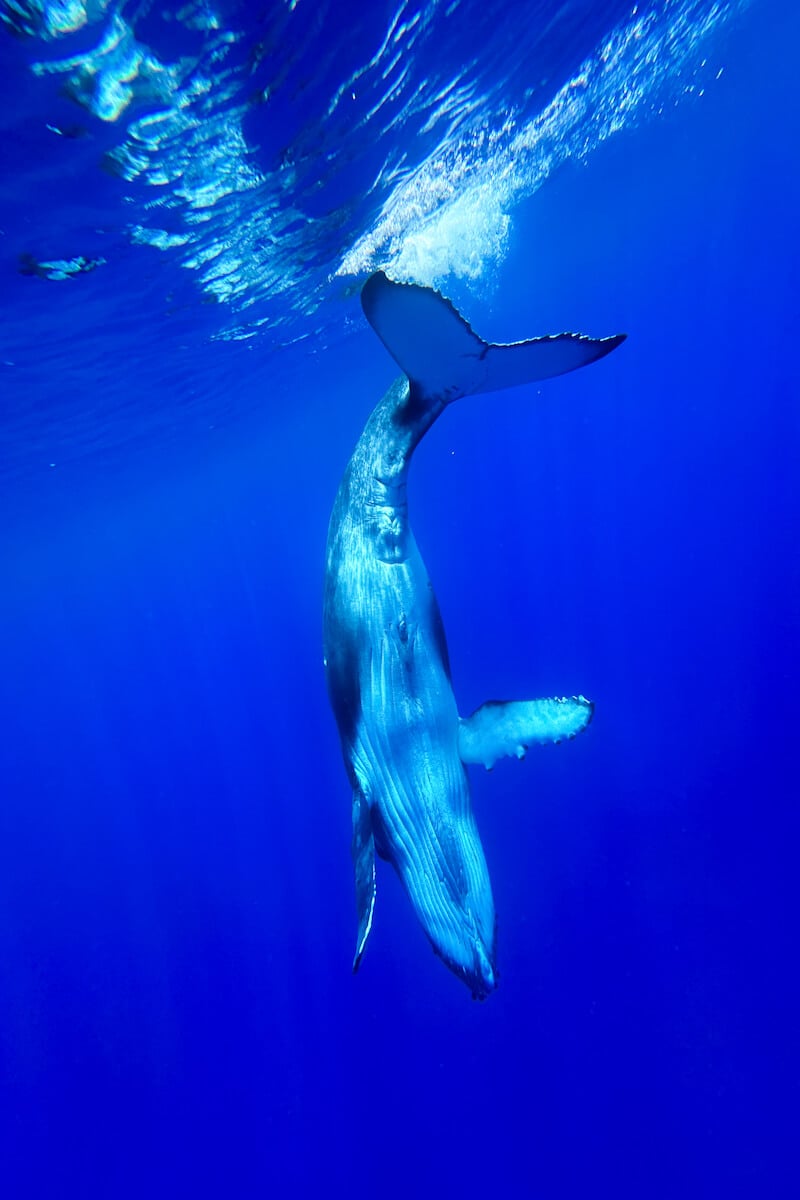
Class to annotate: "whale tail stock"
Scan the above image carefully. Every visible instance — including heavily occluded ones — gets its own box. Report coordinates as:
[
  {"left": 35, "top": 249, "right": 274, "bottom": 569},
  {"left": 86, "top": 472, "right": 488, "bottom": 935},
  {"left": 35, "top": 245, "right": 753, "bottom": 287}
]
[{"left": 361, "top": 270, "right": 625, "bottom": 404}]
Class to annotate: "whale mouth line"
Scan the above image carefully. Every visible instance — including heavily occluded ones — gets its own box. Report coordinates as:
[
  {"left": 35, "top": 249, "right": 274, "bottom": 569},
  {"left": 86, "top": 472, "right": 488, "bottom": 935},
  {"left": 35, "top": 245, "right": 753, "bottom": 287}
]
[
  {"left": 453, "top": 958, "right": 498, "bottom": 1002},
  {"left": 430, "top": 931, "right": 498, "bottom": 1001}
]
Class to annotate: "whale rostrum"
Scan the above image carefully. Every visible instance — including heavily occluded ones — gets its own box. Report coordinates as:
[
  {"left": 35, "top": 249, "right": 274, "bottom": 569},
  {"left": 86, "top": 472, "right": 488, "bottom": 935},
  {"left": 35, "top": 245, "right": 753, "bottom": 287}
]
[{"left": 323, "top": 271, "right": 625, "bottom": 998}]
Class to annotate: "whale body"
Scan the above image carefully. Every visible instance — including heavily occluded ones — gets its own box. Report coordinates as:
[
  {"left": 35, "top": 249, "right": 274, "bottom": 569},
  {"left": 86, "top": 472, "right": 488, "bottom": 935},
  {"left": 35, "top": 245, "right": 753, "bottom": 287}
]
[{"left": 323, "top": 271, "right": 625, "bottom": 998}]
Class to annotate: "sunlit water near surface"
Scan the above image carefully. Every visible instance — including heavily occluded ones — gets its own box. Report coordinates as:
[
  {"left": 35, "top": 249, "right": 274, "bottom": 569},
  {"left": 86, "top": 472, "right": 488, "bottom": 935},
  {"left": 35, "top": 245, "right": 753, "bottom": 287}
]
[
  {"left": 2, "top": 0, "right": 753, "bottom": 484},
  {"left": 1, "top": 2, "right": 798, "bottom": 1196}
]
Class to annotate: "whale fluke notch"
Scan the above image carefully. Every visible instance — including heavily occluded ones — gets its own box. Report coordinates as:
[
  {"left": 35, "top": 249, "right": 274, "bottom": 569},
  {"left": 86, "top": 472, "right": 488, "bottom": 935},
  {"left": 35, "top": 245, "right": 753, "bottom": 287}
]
[
  {"left": 361, "top": 271, "right": 625, "bottom": 402},
  {"left": 458, "top": 696, "right": 595, "bottom": 770}
]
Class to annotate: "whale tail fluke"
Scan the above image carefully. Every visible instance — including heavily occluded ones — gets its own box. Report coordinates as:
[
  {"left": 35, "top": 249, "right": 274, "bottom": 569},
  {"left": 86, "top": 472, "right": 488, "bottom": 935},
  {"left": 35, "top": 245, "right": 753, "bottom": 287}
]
[{"left": 361, "top": 270, "right": 625, "bottom": 404}]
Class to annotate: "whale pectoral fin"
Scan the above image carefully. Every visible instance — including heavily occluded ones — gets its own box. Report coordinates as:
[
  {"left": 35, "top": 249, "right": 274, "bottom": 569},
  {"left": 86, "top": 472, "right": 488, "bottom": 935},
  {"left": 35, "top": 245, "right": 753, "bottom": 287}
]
[
  {"left": 351, "top": 790, "right": 377, "bottom": 973},
  {"left": 458, "top": 696, "right": 594, "bottom": 770}
]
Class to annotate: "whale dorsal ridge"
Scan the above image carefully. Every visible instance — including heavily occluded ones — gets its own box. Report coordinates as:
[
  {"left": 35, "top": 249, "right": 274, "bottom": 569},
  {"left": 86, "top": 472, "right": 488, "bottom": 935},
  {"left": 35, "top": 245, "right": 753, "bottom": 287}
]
[{"left": 361, "top": 271, "right": 626, "bottom": 403}]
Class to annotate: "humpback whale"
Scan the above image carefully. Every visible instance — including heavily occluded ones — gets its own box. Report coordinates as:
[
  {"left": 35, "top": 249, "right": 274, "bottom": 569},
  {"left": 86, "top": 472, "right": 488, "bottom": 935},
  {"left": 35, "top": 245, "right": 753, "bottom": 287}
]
[{"left": 324, "top": 272, "right": 625, "bottom": 998}]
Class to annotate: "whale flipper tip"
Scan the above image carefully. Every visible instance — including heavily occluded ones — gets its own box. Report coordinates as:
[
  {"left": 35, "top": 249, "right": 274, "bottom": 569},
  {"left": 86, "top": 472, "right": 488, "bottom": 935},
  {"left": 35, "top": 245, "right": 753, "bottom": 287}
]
[{"left": 458, "top": 695, "right": 594, "bottom": 769}]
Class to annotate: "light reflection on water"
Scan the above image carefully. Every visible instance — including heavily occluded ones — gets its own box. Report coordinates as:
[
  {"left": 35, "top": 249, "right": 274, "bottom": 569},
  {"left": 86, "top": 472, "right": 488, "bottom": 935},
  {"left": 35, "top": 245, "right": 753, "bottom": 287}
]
[{"left": 0, "top": 0, "right": 750, "bottom": 480}]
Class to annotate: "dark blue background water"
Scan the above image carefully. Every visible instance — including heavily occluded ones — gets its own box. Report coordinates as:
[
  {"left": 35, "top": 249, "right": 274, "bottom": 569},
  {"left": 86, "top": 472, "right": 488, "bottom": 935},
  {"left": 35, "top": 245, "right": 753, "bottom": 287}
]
[{"left": 1, "top": 2, "right": 797, "bottom": 1195}]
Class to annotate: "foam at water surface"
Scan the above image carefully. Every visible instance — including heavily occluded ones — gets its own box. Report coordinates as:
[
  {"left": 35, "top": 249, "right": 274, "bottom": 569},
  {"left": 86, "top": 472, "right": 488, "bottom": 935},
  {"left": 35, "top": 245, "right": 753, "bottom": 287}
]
[{"left": 340, "top": 0, "right": 752, "bottom": 288}]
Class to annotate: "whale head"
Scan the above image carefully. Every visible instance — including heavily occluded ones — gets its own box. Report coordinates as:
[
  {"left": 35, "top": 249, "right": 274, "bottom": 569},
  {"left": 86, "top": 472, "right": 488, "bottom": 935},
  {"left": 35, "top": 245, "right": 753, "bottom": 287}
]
[
  {"left": 432, "top": 908, "right": 498, "bottom": 1001},
  {"left": 377, "top": 798, "right": 498, "bottom": 1000},
  {"left": 417, "top": 867, "right": 499, "bottom": 1001}
]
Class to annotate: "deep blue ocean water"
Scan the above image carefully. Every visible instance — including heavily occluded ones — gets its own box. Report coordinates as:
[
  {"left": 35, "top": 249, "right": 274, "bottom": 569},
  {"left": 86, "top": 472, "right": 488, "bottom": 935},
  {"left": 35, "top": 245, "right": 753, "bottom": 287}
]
[{"left": 1, "top": 1, "right": 798, "bottom": 1195}]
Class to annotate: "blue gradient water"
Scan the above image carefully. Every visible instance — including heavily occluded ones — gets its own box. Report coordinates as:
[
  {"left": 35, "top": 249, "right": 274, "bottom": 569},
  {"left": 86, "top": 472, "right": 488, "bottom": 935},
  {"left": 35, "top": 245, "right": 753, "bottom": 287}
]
[{"left": 1, "top": 1, "right": 797, "bottom": 1195}]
